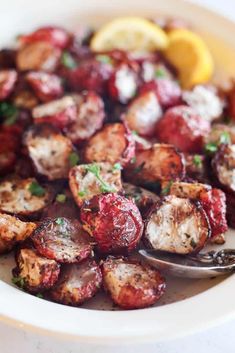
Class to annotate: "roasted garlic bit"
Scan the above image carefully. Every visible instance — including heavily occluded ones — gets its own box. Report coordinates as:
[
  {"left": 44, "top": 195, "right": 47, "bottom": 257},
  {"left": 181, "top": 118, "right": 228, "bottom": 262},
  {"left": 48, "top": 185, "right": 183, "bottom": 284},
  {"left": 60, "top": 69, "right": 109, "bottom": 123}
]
[
  {"left": 69, "top": 162, "right": 122, "bottom": 207},
  {"left": 16, "top": 41, "right": 61, "bottom": 72},
  {"left": 83, "top": 123, "right": 135, "bottom": 167},
  {"left": 23, "top": 124, "right": 73, "bottom": 180},
  {"left": 0, "top": 178, "right": 50, "bottom": 216},
  {"left": 145, "top": 195, "right": 210, "bottom": 254},
  {"left": 13, "top": 248, "right": 60, "bottom": 293},
  {"left": 80, "top": 193, "right": 143, "bottom": 254},
  {"left": 32, "top": 218, "right": 93, "bottom": 263},
  {"left": 124, "top": 143, "right": 185, "bottom": 186},
  {"left": 102, "top": 257, "right": 165, "bottom": 309},
  {"left": 0, "top": 213, "right": 36, "bottom": 254},
  {"left": 49, "top": 260, "right": 102, "bottom": 306}
]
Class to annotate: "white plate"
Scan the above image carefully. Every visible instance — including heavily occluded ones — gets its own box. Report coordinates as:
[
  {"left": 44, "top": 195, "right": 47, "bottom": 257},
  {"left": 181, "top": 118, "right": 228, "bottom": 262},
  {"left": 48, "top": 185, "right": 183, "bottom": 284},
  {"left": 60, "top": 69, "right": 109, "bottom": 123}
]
[{"left": 1, "top": 0, "right": 235, "bottom": 345}]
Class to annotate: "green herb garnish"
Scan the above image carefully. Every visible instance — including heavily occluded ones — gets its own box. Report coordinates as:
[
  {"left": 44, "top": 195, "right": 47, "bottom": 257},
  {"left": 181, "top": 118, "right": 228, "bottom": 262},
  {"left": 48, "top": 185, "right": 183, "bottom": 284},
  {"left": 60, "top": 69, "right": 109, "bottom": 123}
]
[
  {"left": 112, "top": 163, "right": 122, "bottom": 171},
  {"left": 155, "top": 68, "right": 166, "bottom": 78},
  {"left": 56, "top": 194, "right": 66, "bottom": 203},
  {"left": 0, "top": 102, "right": 18, "bottom": 125},
  {"left": 131, "top": 130, "right": 138, "bottom": 136},
  {"left": 12, "top": 276, "right": 24, "bottom": 288},
  {"left": 130, "top": 157, "right": 137, "bottom": 164},
  {"left": 28, "top": 181, "right": 45, "bottom": 197},
  {"left": 161, "top": 181, "right": 173, "bottom": 196},
  {"left": 36, "top": 293, "right": 44, "bottom": 299},
  {"left": 85, "top": 164, "right": 116, "bottom": 193},
  {"left": 69, "top": 152, "right": 80, "bottom": 167},
  {"left": 205, "top": 142, "right": 218, "bottom": 153},
  {"left": 193, "top": 155, "right": 203, "bottom": 168},
  {"left": 78, "top": 190, "right": 87, "bottom": 197},
  {"left": 96, "top": 55, "right": 112, "bottom": 64},
  {"left": 55, "top": 217, "right": 65, "bottom": 226},
  {"left": 219, "top": 131, "right": 231, "bottom": 145},
  {"left": 61, "top": 51, "right": 77, "bottom": 69}
]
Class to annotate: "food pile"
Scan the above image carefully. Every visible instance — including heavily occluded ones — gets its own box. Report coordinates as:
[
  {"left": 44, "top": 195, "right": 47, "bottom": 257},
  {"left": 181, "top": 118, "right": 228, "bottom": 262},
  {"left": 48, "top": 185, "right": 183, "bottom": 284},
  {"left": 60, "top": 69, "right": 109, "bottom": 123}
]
[{"left": 0, "top": 16, "right": 235, "bottom": 309}]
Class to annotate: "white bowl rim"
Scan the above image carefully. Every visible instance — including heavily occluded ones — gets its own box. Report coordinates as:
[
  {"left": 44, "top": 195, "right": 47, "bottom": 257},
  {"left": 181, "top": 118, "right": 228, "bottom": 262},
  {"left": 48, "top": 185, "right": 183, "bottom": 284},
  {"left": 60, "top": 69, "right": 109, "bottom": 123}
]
[{"left": 1, "top": 0, "right": 235, "bottom": 344}]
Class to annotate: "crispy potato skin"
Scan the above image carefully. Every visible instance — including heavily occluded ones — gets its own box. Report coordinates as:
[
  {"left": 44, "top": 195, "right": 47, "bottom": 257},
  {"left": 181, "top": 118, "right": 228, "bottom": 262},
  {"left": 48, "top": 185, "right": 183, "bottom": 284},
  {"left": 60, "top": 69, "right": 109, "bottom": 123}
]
[
  {"left": 23, "top": 124, "right": 73, "bottom": 180},
  {"left": 83, "top": 123, "right": 135, "bottom": 167},
  {"left": 0, "top": 69, "right": 18, "bottom": 100},
  {"left": 168, "top": 181, "right": 211, "bottom": 199},
  {"left": 0, "top": 213, "right": 36, "bottom": 254},
  {"left": 124, "top": 143, "right": 185, "bottom": 186},
  {"left": 65, "top": 91, "right": 105, "bottom": 144},
  {"left": 69, "top": 163, "right": 122, "bottom": 207},
  {"left": 156, "top": 105, "right": 211, "bottom": 153},
  {"left": 32, "top": 218, "right": 93, "bottom": 263},
  {"left": 122, "top": 91, "right": 162, "bottom": 137},
  {"left": 0, "top": 178, "right": 50, "bottom": 216},
  {"left": 80, "top": 193, "right": 143, "bottom": 254},
  {"left": 26, "top": 71, "right": 63, "bottom": 102},
  {"left": 212, "top": 144, "right": 235, "bottom": 194},
  {"left": 16, "top": 41, "right": 61, "bottom": 72},
  {"left": 102, "top": 257, "right": 166, "bottom": 309},
  {"left": 13, "top": 248, "right": 60, "bottom": 293},
  {"left": 145, "top": 195, "right": 210, "bottom": 254},
  {"left": 49, "top": 260, "right": 102, "bottom": 306}
]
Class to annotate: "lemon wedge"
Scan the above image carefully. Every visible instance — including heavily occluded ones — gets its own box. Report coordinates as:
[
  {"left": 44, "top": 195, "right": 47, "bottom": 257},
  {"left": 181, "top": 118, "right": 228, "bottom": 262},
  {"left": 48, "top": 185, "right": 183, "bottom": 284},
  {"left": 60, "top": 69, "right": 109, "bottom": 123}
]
[
  {"left": 90, "top": 17, "right": 168, "bottom": 52},
  {"left": 164, "top": 29, "right": 214, "bottom": 88}
]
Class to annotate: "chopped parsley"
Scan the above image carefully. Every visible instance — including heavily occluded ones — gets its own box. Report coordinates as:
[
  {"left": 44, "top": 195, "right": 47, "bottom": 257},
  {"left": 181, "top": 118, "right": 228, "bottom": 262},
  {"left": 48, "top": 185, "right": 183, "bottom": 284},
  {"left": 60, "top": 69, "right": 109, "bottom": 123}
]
[
  {"left": 161, "top": 181, "right": 173, "bottom": 196},
  {"left": 131, "top": 130, "right": 139, "bottom": 136},
  {"left": 28, "top": 181, "right": 45, "bottom": 197},
  {"left": 130, "top": 157, "right": 137, "bottom": 164},
  {"left": 155, "top": 68, "right": 166, "bottom": 78},
  {"left": 55, "top": 217, "right": 65, "bottom": 226},
  {"left": 85, "top": 164, "right": 116, "bottom": 193},
  {"left": 0, "top": 102, "right": 18, "bottom": 125},
  {"left": 36, "top": 293, "right": 44, "bottom": 299},
  {"left": 69, "top": 152, "right": 80, "bottom": 167},
  {"left": 112, "top": 163, "right": 122, "bottom": 171},
  {"left": 204, "top": 142, "right": 218, "bottom": 153},
  {"left": 219, "top": 131, "right": 231, "bottom": 145},
  {"left": 205, "top": 132, "right": 231, "bottom": 154},
  {"left": 193, "top": 155, "right": 203, "bottom": 168},
  {"left": 96, "top": 55, "right": 112, "bottom": 65},
  {"left": 12, "top": 276, "right": 24, "bottom": 288},
  {"left": 61, "top": 51, "right": 77, "bottom": 69},
  {"left": 56, "top": 194, "right": 66, "bottom": 203},
  {"left": 78, "top": 189, "right": 87, "bottom": 197}
]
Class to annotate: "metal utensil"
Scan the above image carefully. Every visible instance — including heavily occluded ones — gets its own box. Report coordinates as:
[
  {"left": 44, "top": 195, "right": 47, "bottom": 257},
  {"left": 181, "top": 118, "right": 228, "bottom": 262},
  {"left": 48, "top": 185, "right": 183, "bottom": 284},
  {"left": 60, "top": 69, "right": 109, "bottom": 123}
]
[{"left": 139, "top": 249, "right": 235, "bottom": 278}]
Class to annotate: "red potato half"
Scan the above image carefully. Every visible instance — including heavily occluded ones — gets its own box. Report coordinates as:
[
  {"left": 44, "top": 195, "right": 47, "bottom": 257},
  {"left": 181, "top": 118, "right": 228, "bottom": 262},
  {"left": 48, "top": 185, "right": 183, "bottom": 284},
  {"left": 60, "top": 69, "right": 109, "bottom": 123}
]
[
  {"left": 16, "top": 41, "right": 61, "bottom": 72},
  {"left": 65, "top": 91, "right": 105, "bottom": 144},
  {"left": 212, "top": 144, "right": 235, "bottom": 193},
  {"left": 13, "top": 248, "right": 60, "bottom": 293},
  {"left": 0, "top": 178, "right": 51, "bottom": 216},
  {"left": 122, "top": 91, "right": 162, "bottom": 137},
  {"left": 0, "top": 69, "right": 17, "bottom": 100},
  {"left": 26, "top": 71, "right": 63, "bottom": 102},
  {"left": 69, "top": 162, "right": 122, "bottom": 207},
  {"left": 83, "top": 123, "right": 135, "bottom": 167},
  {"left": 32, "top": 96, "right": 76, "bottom": 129},
  {"left": 23, "top": 124, "right": 73, "bottom": 180},
  {"left": 145, "top": 195, "right": 210, "bottom": 254},
  {"left": 156, "top": 105, "right": 211, "bottom": 153},
  {"left": 102, "top": 257, "right": 165, "bottom": 309},
  {"left": 49, "top": 260, "right": 102, "bottom": 306},
  {"left": 32, "top": 217, "right": 93, "bottom": 263},
  {"left": 124, "top": 143, "right": 185, "bottom": 185},
  {"left": 0, "top": 213, "right": 36, "bottom": 254},
  {"left": 80, "top": 193, "right": 143, "bottom": 254}
]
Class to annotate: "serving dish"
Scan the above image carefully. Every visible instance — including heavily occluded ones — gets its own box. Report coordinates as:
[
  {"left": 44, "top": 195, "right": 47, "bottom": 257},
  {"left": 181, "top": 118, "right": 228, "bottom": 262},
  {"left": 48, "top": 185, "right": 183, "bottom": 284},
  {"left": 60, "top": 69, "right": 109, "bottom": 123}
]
[{"left": 1, "top": 0, "right": 235, "bottom": 345}]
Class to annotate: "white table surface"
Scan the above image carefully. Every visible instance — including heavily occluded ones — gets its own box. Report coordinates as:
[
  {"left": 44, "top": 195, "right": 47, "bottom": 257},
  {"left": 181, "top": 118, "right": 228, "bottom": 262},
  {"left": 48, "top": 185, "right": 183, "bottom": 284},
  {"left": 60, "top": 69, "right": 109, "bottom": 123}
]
[{"left": 1, "top": 1, "right": 235, "bottom": 352}]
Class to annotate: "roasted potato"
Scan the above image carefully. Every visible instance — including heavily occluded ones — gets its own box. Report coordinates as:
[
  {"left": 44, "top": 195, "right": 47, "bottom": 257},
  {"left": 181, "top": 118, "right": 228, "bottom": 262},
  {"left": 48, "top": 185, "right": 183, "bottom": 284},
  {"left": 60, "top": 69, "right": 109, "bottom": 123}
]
[
  {"left": 0, "top": 69, "right": 17, "bottom": 100},
  {"left": 65, "top": 91, "right": 105, "bottom": 144},
  {"left": 16, "top": 41, "right": 61, "bottom": 72},
  {"left": 26, "top": 71, "right": 63, "bottom": 102},
  {"left": 80, "top": 193, "right": 143, "bottom": 254},
  {"left": 122, "top": 91, "right": 162, "bottom": 137},
  {"left": 23, "top": 124, "right": 73, "bottom": 180},
  {"left": 167, "top": 181, "right": 211, "bottom": 199},
  {"left": 0, "top": 213, "right": 36, "bottom": 254},
  {"left": 102, "top": 257, "right": 165, "bottom": 309},
  {"left": 0, "top": 178, "right": 51, "bottom": 216},
  {"left": 204, "top": 124, "right": 235, "bottom": 145},
  {"left": 124, "top": 143, "right": 185, "bottom": 186},
  {"left": 184, "top": 153, "right": 209, "bottom": 183},
  {"left": 144, "top": 195, "right": 210, "bottom": 254},
  {"left": 212, "top": 144, "right": 235, "bottom": 193},
  {"left": 32, "top": 217, "right": 93, "bottom": 263},
  {"left": 49, "top": 260, "right": 102, "bottom": 306},
  {"left": 83, "top": 123, "right": 135, "bottom": 167},
  {"left": 13, "top": 248, "right": 60, "bottom": 293},
  {"left": 69, "top": 162, "right": 122, "bottom": 207},
  {"left": 156, "top": 105, "right": 211, "bottom": 153},
  {"left": 32, "top": 96, "right": 76, "bottom": 129}
]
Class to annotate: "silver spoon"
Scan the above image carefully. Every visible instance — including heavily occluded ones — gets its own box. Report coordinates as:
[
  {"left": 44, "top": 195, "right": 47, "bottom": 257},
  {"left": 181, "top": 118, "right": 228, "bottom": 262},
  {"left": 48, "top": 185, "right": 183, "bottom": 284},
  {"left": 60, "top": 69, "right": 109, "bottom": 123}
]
[{"left": 139, "top": 249, "right": 235, "bottom": 278}]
